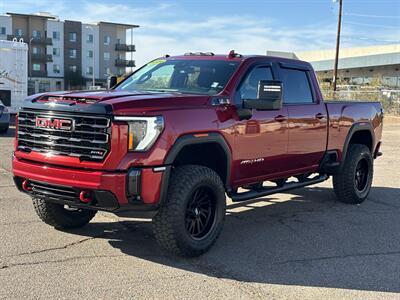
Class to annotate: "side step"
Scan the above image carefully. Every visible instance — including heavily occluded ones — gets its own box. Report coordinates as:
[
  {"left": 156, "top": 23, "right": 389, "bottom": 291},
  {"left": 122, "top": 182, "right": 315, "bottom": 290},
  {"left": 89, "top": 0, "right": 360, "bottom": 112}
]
[{"left": 230, "top": 174, "right": 329, "bottom": 202}]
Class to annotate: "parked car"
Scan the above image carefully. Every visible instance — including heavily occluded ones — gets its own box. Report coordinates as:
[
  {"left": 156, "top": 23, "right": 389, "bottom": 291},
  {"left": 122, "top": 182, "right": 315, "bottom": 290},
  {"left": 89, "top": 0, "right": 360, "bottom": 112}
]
[
  {"left": 0, "top": 100, "right": 10, "bottom": 134},
  {"left": 13, "top": 51, "right": 383, "bottom": 257}
]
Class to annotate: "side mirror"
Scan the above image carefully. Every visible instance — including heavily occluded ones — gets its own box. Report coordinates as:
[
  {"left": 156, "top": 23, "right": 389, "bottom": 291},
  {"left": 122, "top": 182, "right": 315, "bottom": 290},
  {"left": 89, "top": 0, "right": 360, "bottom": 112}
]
[
  {"left": 243, "top": 80, "right": 283, "bottom": 110},
  {"left": 108, "top": 75, "right": 118, "bottom": 89}
]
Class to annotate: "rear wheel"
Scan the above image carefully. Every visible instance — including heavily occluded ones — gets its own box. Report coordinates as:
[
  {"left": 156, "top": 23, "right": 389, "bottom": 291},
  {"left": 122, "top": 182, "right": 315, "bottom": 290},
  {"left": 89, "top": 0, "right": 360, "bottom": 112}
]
[
  {"left": 153, "top": 165, "right": 226, "bottom": 257},
  {"left": 32, "top": 198, "right": 97, "bottom": 229},
  {"left": 333, "top": 144, "right": 373, "bottom": 204}
]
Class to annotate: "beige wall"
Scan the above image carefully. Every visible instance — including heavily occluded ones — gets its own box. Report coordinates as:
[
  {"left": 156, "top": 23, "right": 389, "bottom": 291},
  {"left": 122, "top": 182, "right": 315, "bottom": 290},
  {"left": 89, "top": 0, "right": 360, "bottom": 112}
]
[{"left": 298, "top": 44, "right": 400, "bottom": 62}]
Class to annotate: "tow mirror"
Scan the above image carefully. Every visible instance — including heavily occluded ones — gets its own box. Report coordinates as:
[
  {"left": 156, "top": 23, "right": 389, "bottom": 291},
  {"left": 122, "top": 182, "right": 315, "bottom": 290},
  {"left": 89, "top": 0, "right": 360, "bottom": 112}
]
[
  {"left": 108, "top": 75, "right": 118, "bottom": 89},
  {"left": 243, "top": 80, "right": 283, "bottom": 110}
]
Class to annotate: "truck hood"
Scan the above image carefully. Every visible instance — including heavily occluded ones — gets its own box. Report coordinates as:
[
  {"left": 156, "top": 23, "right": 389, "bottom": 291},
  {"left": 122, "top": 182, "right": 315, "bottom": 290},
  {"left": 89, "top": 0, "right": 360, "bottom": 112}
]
[{"left": 40, "top": 90, "right": 211, "bottom": 114}]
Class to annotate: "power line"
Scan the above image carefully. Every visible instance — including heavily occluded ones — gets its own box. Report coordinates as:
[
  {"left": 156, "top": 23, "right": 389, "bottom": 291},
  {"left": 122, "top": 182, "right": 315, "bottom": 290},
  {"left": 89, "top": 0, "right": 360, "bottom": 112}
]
[
  {"left": 344, "top": 12, "right": 400, "bottom": 19},
  {"left": 343, "top": 21, "right": 400, "bottom": 29}
]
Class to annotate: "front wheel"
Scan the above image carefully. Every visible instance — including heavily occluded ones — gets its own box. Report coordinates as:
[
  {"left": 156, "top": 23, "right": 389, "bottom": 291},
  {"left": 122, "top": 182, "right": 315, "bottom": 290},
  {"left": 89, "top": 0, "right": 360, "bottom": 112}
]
[
  {"left": 153, "top": 165, "right": 226, "bottom": 257},
  {"left": 333, "top": 144, "right": 373, "bottom": 204},
  {"left": 32, "top": 198, "right": 97, "bottom": 229}
]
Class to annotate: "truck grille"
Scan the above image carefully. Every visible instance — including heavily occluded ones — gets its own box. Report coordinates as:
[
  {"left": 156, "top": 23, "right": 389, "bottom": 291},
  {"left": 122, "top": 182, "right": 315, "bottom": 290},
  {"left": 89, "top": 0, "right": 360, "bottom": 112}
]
[{"left": 17, "top": 109, "right": 111, "bottom": 161}]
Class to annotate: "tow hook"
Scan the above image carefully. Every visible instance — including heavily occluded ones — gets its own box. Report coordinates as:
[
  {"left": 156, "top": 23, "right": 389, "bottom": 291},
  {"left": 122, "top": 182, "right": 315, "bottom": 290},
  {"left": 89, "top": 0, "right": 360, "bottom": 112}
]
[
  {"left": 79, "top": 191, "right": 91, "bottom": 203},
  {"left": 22, "top": 179, "right": 32, "bottom": 192}
]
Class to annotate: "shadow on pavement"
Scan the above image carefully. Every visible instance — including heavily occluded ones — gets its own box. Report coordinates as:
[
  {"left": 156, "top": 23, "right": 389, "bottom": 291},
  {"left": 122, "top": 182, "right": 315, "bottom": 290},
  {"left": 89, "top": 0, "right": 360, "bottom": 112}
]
[{"left": 63, "top": 185, "right": 400, "bottom": 293}]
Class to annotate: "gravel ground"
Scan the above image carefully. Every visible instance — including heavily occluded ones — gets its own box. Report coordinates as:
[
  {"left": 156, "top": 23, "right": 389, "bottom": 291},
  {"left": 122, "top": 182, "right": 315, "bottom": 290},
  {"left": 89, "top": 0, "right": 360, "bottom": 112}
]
[{"left": 0, "top": 121, "right": 399, "bottom": 300}]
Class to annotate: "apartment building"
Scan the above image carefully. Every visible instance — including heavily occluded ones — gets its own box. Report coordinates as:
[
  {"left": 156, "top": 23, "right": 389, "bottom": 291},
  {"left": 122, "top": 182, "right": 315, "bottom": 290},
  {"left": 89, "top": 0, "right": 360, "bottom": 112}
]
[{"left": 0, "top": 12, "right": 138, "bottom": 94}]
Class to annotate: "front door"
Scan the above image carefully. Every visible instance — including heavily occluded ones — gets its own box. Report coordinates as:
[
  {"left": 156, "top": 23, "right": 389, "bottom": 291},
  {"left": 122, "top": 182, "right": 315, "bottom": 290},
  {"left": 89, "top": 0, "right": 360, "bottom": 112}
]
[{"left": 233, "top": 64, "right": 289, "bottom": 185}]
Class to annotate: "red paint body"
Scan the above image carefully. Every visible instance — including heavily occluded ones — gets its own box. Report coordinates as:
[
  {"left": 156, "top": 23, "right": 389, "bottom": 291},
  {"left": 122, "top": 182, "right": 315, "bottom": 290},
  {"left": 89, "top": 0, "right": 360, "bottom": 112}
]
[{"left": 12, "top": 55, "right": 383, "bottom": 210}]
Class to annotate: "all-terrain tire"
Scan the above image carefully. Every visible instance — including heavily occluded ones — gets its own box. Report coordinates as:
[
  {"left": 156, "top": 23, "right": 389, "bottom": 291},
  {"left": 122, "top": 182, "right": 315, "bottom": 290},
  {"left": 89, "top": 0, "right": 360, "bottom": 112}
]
[
  {"left": 333, "top": 144, "right": 373, "bottom": 204},
  {"left": 153, "top": 165, "right": 226, "bottom": 257},
  {"left": 32, "top": 198, "right": 97, "bottom": 229}
]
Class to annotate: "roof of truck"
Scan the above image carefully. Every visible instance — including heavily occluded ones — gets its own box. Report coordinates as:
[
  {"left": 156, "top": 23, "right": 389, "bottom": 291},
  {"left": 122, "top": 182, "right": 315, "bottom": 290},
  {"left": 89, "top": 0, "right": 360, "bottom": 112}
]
[{"left": 164, "top": 52, "right": 312, "bottom": 67}]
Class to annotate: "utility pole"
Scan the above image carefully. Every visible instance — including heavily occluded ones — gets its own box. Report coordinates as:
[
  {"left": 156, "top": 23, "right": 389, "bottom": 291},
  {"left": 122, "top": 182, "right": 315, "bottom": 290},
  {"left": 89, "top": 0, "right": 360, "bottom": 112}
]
[{"left": 333, "top": 0, "right": 343, "bottom": 92}]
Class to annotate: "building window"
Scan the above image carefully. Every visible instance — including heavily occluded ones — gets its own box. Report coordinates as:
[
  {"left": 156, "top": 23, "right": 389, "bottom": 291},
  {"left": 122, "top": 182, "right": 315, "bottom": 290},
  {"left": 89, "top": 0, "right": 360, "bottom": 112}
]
[
  {"left": 86, "top": 66, "right": 93, "bottom": 75},
  {"left": 68, "top": 49, "right": 77, "bottom": 58},
  {"left": 53, "top": 64, "right": 60, "bottom": 74},
  {"left": 53, "top": 31, "right": 60, "bottom": 40},
  {"left": 56, "top": 81, "right": 62, "bottom": 90},
  {"left": 0, "top": 27, "right": 6, "bottom": 35},
  {"left": 104, "top": 67, "right": 110, "bottom": 76},
  {"left": 15, "top": 29, "right": 23, "bottom": 37},
  {"left": 32, "top": 30, "right": 41, "bottom": 38},
  {"left": 87, "top": 50, "right": 93, "bottom": 58},
  {"left": 87, "top": 34, "right": 93, "bottom": 43},
  {"left": 33, "top": 64, "right": 41, "bottom": 71},
  {"left": 69, "top": 32, "right": 77, "bottom": 42},
  {"left": 52, "top": 48, "right": 60, "bottom": 57},
  {"left": 104, "top": 52, "right": 110, "bottom": 60},
  {"left": 104, "top": 35, "right": 111, "bottom": 45},
  {"left": 69, "top": 65, "right": 77, "bottom": 73},
  {"left": 32, "top": 47, "right": 40, "bottom": 55}
]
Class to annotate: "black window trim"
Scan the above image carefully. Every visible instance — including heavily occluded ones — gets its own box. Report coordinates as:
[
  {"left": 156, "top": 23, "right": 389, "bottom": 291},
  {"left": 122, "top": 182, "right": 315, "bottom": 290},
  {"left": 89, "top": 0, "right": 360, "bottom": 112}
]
[{"left": 277, "top": 63, "right": 317, "bottom": 106}]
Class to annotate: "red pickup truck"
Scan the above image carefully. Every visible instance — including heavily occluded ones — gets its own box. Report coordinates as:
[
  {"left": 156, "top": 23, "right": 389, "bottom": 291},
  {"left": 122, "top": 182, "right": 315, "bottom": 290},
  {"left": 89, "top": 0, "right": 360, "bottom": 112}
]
[{"left": 13, "top": 51, "right": 383, "bottom": 257}]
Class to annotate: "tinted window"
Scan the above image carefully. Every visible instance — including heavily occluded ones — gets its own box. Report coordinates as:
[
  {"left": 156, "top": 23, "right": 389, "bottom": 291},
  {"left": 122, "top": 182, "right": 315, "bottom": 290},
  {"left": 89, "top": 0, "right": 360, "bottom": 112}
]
[
  {"left": 280, "top": 68, "right": 313, "bottom": 104},
  {"left": 239, "top": 66, "right": 273, "bottom": 100}
]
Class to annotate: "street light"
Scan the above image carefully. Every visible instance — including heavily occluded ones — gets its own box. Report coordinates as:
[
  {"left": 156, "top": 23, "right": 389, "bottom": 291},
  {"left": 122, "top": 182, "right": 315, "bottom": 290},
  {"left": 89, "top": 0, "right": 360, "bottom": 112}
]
[{"left": 85, "top": 26, "right": 95, "bottom": 88}]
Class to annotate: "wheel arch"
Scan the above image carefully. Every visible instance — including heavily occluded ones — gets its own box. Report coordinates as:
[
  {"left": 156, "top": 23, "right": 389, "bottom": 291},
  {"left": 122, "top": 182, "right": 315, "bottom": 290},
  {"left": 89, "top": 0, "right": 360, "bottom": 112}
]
[
  {"left": 164, "top": 133, "right": 232, "bottom": 189},
  {"left": 342, "top": 122, "right": 374, "bottom": 164}
]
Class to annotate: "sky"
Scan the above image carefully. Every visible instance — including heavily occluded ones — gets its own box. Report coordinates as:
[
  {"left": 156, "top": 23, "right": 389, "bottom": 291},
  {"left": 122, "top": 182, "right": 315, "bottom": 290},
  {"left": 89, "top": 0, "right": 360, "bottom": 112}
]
[{"left": 1, "top": 0, "right": 399, "bottom": 67}]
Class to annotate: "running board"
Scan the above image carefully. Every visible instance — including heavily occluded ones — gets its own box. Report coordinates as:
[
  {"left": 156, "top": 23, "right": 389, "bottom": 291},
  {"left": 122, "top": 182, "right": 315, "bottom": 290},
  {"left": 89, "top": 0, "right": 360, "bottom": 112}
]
[{"left": 230, "top": 174, "right": 329, "bottom": 202}]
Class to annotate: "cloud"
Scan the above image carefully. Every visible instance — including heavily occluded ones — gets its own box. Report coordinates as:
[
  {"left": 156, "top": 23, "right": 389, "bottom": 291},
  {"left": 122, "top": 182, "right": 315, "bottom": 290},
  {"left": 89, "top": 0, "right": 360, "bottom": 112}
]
[{"left": 2, "top": 0, "right": 397, "bottom": 67}]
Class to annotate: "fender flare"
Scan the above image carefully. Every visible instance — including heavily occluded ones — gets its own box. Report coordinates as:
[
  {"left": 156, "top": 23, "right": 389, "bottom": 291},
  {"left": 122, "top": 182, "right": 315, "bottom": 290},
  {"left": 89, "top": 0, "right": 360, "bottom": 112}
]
[
  {"left": 157, "top": 132, "right": 232, "bottom": 207},
  {"left": 341, "top": 122, "right": 375, "bottom": 164},
  {"left": 164, "top": 132, "right": 232, "bottom": 187}
]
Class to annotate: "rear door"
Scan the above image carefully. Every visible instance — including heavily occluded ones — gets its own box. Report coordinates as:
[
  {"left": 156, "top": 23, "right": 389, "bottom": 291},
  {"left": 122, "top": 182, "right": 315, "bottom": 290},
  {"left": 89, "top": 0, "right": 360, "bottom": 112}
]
[{"left": 278, "top": 64, "right": 328, "bottom": 170}]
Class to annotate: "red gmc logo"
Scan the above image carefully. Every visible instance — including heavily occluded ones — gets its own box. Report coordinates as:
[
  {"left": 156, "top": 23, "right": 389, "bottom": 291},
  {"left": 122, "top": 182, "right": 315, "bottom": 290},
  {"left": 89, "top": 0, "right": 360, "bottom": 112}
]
[{"left": 35, "top": 117, "right": 74, "bottom": 131}]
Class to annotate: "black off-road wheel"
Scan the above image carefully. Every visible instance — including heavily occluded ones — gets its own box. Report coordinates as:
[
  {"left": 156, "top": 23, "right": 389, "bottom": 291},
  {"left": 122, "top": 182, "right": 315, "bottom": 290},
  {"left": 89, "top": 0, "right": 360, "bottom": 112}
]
[
  {"left": 32, "top": 198, "right": 97, "bottom": 229},
  {"left": 333, "top": 144, "right": 373, "bottom": 204},
  {"left": 153, "top": 165, "right": 226, "bottom": 257}
]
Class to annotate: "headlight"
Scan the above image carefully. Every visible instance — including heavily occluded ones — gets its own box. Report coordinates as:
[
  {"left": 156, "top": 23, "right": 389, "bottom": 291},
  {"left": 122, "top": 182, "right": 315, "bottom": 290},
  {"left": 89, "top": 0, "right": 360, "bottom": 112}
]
[{"left": 114, "top": 116, "right": 164, "bottom": 151}]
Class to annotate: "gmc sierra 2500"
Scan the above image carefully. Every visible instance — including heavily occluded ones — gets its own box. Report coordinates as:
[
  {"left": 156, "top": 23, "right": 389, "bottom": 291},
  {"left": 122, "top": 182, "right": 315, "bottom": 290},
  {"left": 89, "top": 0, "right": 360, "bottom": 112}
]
[{"left": 13, "top": 51, "right": 383, "bottom": 257}]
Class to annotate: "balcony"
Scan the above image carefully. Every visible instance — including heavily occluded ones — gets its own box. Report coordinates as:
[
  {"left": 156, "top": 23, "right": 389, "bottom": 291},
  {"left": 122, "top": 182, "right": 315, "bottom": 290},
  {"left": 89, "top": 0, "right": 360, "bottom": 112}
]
[
  {"left": 31, "top": 53, "right": 53, "bottom": 62},
  {"left": 30, "top": 70, "right": 47, "bottom": 77},
  {"left": 115, "top": 59, "right": 135, "bottom": 67},
  {"left": 115, "top": 44, "right": 136, "bottom": 52},
  {"left": 30, "top": 37, "right": 53, "bottom": 45}
]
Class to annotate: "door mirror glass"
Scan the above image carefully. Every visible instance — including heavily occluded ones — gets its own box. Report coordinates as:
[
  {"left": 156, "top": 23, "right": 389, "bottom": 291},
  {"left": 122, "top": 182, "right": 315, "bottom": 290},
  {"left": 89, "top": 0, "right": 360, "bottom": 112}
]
[{"left": 243, "top": 80, "right": 283, "bottom": 110}]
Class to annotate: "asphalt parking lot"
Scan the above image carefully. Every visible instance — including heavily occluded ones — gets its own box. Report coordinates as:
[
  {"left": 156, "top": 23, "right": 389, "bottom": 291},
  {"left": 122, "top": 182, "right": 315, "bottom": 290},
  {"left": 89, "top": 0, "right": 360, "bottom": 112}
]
[{"left": 0, "top": 120, "right": 399, "bottom": 299}]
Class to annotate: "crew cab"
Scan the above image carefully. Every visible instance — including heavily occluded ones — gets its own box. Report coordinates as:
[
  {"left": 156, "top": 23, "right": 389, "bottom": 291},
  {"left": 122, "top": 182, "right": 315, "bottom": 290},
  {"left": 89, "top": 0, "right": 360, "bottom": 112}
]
[{"left": 13, "top": 51, "right": 383, "bottom": 257}]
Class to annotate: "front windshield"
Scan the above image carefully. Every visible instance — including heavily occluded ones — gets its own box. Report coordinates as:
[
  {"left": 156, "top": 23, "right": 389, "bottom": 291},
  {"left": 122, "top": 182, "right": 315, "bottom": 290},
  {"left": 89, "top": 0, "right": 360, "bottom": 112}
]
[{"left": 116, "top": 59, "right": 239, "bottom": 95}]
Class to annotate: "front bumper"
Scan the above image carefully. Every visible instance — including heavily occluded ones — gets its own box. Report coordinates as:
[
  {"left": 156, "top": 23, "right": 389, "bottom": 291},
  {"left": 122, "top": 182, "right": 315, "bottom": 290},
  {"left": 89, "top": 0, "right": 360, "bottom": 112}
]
[{"left": 13, "top": 156, "right": 168, "bottom": 213}]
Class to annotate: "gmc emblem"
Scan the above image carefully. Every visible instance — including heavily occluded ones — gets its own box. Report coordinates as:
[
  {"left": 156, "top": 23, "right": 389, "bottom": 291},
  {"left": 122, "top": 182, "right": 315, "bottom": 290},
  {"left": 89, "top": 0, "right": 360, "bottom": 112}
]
[{"left": 35, "top": 117, "right": 74, "bottom": 131}]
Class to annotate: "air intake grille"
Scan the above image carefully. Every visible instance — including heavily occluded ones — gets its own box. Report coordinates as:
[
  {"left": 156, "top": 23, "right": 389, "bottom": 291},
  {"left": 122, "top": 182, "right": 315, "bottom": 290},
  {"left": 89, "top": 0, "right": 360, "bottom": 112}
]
[{"left": 17, "top": 109, "right": 111, "bottom": 161}]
